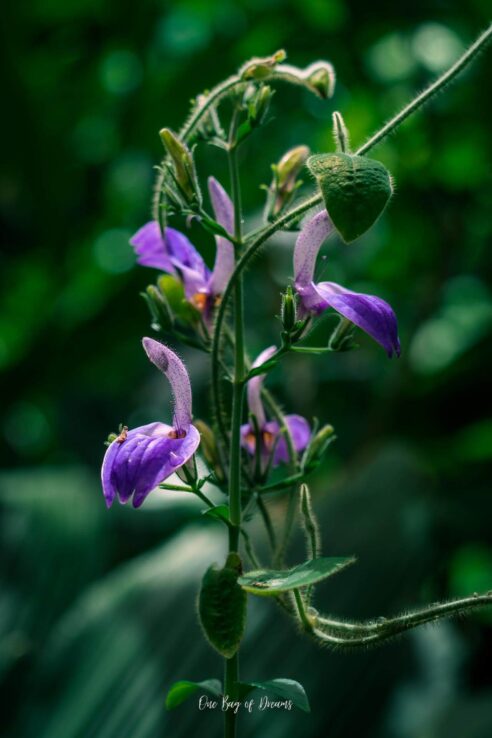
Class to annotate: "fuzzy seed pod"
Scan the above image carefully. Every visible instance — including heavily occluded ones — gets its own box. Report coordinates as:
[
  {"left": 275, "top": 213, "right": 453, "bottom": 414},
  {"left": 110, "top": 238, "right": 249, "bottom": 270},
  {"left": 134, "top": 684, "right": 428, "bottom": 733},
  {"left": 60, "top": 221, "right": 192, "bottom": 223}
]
[
  {"left": 308, "top": 153, "right": 393, "bottom": 243},
  {"left": 198, "top": 553, "right": 247, "bottom": 659}
]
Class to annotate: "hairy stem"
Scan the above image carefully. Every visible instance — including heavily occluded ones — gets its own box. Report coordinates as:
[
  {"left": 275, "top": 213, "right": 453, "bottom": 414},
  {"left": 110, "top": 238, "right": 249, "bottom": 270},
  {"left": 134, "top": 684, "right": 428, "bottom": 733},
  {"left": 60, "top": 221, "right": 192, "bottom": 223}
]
[
  {"left": 358, "top": 24, "right": 492, "bottom": 155},
  {"left": 309, "top": 592, "right": 492, "bottom": 648}
]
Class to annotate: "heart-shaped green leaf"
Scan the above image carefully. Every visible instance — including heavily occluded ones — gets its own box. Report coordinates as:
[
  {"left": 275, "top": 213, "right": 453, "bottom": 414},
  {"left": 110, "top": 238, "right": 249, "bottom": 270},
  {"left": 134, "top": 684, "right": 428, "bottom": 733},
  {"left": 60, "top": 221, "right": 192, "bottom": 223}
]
[
  {"left": 238, "top": 556, "right": 355, "bottom": 596},
  {"left": 165, "top": 679, "right": 222, "bottom": 710},
  {"left": 308, "top": 153, "right": 393, "bottom": 243},
  {"left": 237, "top": 678, "right": 310, "bottom": 712}
]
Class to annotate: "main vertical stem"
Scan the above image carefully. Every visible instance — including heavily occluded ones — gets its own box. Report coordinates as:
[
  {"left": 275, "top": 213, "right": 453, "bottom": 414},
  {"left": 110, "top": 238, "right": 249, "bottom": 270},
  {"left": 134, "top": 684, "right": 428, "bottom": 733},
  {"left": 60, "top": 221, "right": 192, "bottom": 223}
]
[{"left": 224, "top": 120, "right": 245, "bottom": 738}]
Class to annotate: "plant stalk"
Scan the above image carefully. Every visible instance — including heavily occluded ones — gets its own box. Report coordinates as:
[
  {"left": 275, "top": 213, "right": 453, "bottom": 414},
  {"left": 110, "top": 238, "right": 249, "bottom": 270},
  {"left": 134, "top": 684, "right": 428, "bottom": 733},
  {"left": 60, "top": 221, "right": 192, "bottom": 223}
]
[{"left": 223, "top": 111, "right": 246, "bottom": 738}]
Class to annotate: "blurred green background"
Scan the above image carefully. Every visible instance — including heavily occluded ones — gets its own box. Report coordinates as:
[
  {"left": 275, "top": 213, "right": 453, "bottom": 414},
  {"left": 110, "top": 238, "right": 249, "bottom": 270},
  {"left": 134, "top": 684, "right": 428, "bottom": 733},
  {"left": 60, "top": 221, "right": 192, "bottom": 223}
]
[{"left": 1, "top": 0, "right": 492, "bottom": 736}]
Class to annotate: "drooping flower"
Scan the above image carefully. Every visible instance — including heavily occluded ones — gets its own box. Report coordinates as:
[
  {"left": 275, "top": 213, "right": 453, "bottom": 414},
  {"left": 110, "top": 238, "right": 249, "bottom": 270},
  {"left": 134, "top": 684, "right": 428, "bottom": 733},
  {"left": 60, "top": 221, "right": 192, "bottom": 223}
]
[
  {"left": 293, "top": 210, "right": 400, "bottom": 357},
  {"left": 130, "top": 177, "right": 234, "bottom": 321},
  {"left": 101, "top": 338, "right": 200, "bottom": 509},
  {"left": 240, "top": 346, "right": 311, "bottom": 468}
]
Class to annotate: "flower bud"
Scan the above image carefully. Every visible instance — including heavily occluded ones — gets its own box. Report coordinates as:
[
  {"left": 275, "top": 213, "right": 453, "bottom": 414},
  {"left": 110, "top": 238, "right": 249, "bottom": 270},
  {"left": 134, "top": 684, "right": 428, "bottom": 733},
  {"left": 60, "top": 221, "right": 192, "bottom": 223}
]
[
  {"left": 302, "top": 424, "right": 335, "bottom": 469},
  {"left": 266, "top": 145, "right": 310, "bottom": 218},
  {"left": 332, "top": 111, "right": 350, "bottom": 154},
  {"left": 198, "top": 553, "right": 247, "bottom": 658},
  {"left": 305, "top": 62, "right": 335, "bottom": 99},
  {"left": 280, "top": 285, "right": 298, "bottom": 333},
  {"left": 194, "top": 419, "right": 225, "bottom": 483},
  {"left": 159, "top": 128, "right": 202, "bottom": 208},
  {"left": 240, "top": 49, "right": 287, "bottom": 80},
  {"left": 157, "top": 275, "right": 200, "bottom": 325},
  {"left": 307, "top": 152, "right": 393, "bottom": 243},
  {"left": 247, "top": 84, "right": 274, "bottom": 127},
  {"left": 328, "top": 316, "right": 357, "bottom": 352},
  {"left": 143, "top": 284, "right": 174, "bottom": 332}
]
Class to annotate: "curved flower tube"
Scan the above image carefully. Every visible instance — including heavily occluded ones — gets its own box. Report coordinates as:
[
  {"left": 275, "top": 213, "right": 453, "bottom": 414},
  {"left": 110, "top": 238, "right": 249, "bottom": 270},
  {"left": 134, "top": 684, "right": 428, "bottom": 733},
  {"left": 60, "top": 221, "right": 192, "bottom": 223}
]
[
  {"left": 101, "top": 338, "right": 200, "bottom": 509},
  {"left": 240, "top": 346, "right": 311, "bottom": 469},
  {"left": 293, "top": 211, "right": 401, "bottom": 358},
  {"left": 130, "top": 177, "right": 234, "bottom": 321}
]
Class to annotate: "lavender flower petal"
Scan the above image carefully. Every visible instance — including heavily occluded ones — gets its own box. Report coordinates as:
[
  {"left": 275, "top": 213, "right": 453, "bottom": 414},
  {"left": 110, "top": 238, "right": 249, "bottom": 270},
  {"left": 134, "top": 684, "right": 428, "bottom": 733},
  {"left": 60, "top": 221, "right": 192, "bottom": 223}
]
[
  {"left": 247, "top": 345, "right": 277, "bottom": 428},
  {"left": 142, "top": 338, "right": 194, "bottom": 431},
  {"left": 271, "top": 415, "right": 311, "bottom": 465},
  {"left": 165, "top": 227, "right": 210, "bottom": 298},
  {"left": 130, "top": 221, "right": 175, "bottom": 273},
  {"left": 240, "top": 414, "right": 311, "bottom": 468},
  {"left": 316, "top": 281, "right": 401, "bottom": 357},
  {"left": 208, "top": 177, "right": 235, "bottom": 296},
  {"left": 294, "top": 210, "right": 333, "bottom": 287},
  {"left": 101, "top": 422, "right": 200, "bottom": 509}
]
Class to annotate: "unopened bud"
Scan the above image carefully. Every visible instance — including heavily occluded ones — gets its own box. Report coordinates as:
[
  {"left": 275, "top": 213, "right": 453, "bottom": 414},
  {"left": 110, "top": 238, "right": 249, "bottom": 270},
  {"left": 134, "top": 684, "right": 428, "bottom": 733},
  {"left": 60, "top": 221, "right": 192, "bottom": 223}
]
[
  {"left": 266, "top": 145, "right": 310, "bottom": 218},
  {"left": 332, "top": 111, "right": 351, "bottom": 154},
  {"left": 240, "top": 50, "right": 287, "bottom": 80},
  {"left": 248, "top": 85, "right": 274, "bottom": 126},
  {"left": 144, "top": 284, "right": 174, "bottom": 331},
  {"left": 276, "top": 145, "right": 310, "bottom": 190},
  {"left": 328, "top": 316, "right": 357, "bottom": 351},
  {"left": 157, "top": 274, "right": 200, "bottom": 325},
  {"left": 280, "top": 286, "right": 298, "bottom": 332},
  {"left": 194, "top": 419, "right": 224, "bottom": 482},
  {"left": 159, "top": 128, "right": 202, "bottom": 207},
  {"left": 305, "top": 62, "right": 335, "bottom": 99},
  {"left": 302, "top": 424, "right": 335, "bottom": 469}
]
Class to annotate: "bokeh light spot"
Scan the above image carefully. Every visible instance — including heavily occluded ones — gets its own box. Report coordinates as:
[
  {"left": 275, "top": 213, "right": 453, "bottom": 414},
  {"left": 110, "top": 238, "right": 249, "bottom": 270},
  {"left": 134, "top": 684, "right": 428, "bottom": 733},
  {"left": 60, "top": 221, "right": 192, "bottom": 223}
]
[
  {"left": 412, "top": 24, "right": 464, "bottom": 73},
  {"left": 100, "top": 50, "right": 142, "bottom": 95},
  {"left": 3, "top": 402, "right": 51, "bottom": 456},
  {"left": 367, "top": 33, "right": 417, "bottom": 82},
  {"left": 93, "top": 229, "right": 135, "bottom": 274}
]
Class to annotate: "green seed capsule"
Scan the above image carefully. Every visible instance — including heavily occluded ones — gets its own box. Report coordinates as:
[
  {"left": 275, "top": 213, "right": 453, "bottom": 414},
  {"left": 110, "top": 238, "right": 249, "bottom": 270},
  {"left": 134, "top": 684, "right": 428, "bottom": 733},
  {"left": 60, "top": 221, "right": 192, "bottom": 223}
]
[
  {"left": 198, "top": 553, "right": 247, "bottom": 659},
  {"left": 307, "top": 153, "right": 393, "bottom": 243}
]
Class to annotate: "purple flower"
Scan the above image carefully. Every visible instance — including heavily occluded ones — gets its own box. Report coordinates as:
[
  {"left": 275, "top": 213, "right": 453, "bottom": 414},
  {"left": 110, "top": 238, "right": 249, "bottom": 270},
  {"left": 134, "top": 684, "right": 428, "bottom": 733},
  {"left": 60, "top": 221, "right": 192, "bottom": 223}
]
[
  {"left": 101, "top": 338, "right": 200, "bottom": 509},
  {"left": 294, "top": 211, "right": 400, "bottom": 357},
  {"left": 240, "top": 346, "right": 311, "bottom": 468},
  {"left": 130, "top": 178, "right": 234, "bottom": 321}
]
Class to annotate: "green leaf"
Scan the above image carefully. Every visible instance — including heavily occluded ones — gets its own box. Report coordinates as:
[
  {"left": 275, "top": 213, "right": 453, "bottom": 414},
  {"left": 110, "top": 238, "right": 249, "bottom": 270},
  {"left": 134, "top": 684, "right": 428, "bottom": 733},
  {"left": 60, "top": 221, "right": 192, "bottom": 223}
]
[
  {"left": 237, "top": 678, "right": 310, "bottom": 712},
  {"left": 202, "top": 505, "right": 230, "bottom": 523},
  {"left": 238, "top": 556, "right": 356, "bottom": 596},
  {"left": 165, "top": 679, "right": 222, "bottom": 710}
]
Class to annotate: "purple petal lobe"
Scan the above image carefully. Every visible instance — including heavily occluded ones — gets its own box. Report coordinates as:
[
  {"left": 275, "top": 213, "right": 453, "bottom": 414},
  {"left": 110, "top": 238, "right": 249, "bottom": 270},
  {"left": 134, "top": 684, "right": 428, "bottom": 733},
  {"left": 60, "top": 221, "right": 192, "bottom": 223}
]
[
  {"left": 247, "top": 345, "right": 277, "bottom": 427},
  {"left": 142, "top": 338, "right": 193, "bottom": 431},
  {"left": 165, "top": 227, "right": 210, "bottom": 298},
  {"left": 272, "top": 415, "right": 311, "bottom": 465},
  {"left": 101, "top": 422, "right": 200, "bottom": 509},
  {"left": 101, "top": 437, "right": 120, "bottom": 508},
  {"left": 316, "top": 281, "right": 401, "bottom": 357},
  {"left": 130, "top": 222, "right": 175, "bottom": 273},
  {"left": 208, "top": 178, "right": 235, "bottom": 296},
  {"left": 294, "top": 210, "right": 333, "bottom": 287}
]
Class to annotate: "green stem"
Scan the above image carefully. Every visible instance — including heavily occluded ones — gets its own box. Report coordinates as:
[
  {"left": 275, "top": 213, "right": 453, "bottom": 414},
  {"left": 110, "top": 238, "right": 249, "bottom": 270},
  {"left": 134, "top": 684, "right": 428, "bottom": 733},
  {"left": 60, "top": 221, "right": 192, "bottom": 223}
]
[
  {"left": 294, "top": 589, "right": 314, "bottom": 632},
  {"left": 223, "top": 111, "right": 245, "bottom": 738},
  {"left": 256, "top": 494, "right": 277, "bottom": 551},
  {"left": 227, "top": 137, "right": 245, "bottom": 545},
  {"left": 357, "top": 24, "right": 492, "bottom": 156},
  {"left": 224, "top": 653, "right": 239, "bottom": 738}
]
